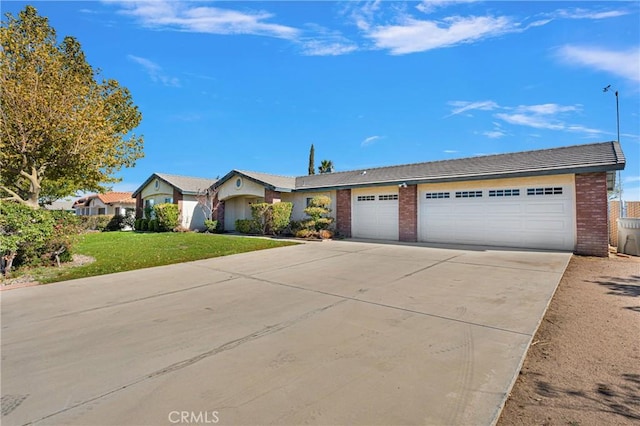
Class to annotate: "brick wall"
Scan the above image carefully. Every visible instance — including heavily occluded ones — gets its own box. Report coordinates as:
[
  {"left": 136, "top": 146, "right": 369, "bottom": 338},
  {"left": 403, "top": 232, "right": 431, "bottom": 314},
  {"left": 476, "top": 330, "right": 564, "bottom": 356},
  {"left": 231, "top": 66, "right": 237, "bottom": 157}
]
[
  {"left": 399, "top": 185, "right": 417, "bottom": 242},
  {"left": 212, "top": 193, "right": 225, "bottom": 230},
  {"left": 336, "top": 189, "right": 351, "bottom": 237},
  {"left": 575, "top": 172, "right": 609, "bottom": 257},
  {"left": 609, "top": 200, "right": 640, "bottom": 246},
  {"left": 135, "top": 194, "right": 143, "bottom": 219},
  {"left": 265, "top": 189, "right": 281, "bottom": 203}
]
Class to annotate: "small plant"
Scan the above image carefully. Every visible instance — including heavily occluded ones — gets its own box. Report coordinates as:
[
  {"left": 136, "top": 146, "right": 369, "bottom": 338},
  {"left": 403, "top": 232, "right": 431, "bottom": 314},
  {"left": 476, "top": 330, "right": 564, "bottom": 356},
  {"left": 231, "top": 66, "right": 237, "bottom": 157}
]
[
  {"left": 204, "top": 219, "right": 219, "bottom": 233},
  {"left": 235, "top": 219, "right": 258, "bottom": 234},
  {"left": 148, "top": 219, "right": 159, "bottom": 232}
]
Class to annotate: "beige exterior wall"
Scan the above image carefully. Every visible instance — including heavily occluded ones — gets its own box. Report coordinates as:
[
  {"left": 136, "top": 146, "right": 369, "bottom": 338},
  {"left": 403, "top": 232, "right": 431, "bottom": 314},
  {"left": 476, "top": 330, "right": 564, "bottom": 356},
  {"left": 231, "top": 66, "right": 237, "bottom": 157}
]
[
  {"left": 217, "top": 175, "right": 265, "bottom": 200},
  {"left": 282, "top": 191, "right": 336, "bottom": 222},
  {"left": 140, "top": 178, "right": 174, "bottom": 205},
  {"left": 416, "top": 174, "right": 575, "bottom": 192}
]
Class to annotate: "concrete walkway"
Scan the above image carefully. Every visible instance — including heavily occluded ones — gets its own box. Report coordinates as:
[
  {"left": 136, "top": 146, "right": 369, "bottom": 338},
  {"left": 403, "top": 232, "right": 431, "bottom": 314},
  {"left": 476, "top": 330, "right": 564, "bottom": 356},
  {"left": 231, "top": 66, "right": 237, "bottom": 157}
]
[{"left": 0, "top": 240, "right": 571, "bottom": 425}]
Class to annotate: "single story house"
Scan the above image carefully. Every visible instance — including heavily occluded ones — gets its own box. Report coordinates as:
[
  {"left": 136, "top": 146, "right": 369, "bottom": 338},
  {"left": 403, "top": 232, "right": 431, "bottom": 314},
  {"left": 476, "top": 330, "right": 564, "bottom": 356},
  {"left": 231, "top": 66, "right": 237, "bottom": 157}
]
[
  {"left": 132, "top": 173, "right": 217, "bottom": 230},
  {"left": 73, "top": 192, "right": 135, "bottom": 216},
  {"left": 211, "top": 141, "right": 625, "bottom": 257}
]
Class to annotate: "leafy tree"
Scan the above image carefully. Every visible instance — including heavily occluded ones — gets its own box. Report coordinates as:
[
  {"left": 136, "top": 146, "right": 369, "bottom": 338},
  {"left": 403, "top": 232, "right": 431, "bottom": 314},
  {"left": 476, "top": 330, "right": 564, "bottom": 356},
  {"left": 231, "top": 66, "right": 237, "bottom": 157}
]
[
  {"left": 0, "top": 6, "right": 144, "bottom": 208},
  {"left": 308, "top": 144, "right": 315, "bottom": 175},
  {"left": 318, "top": 159, "right": 334, "bottom": 174}
]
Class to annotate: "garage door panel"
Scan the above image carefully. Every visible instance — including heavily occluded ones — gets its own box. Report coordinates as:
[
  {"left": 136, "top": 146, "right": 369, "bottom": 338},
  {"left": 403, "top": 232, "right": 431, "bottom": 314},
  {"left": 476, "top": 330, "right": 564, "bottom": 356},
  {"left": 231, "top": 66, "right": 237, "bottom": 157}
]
[
  {"left": 525, "top": 202, "right": 569, "bottom": 214},
  {"left": 352, "top": 190, "right": 399, "bottom": 240},
  {"left": 419, "top": 185, "right": 574, "bottom": 250}
]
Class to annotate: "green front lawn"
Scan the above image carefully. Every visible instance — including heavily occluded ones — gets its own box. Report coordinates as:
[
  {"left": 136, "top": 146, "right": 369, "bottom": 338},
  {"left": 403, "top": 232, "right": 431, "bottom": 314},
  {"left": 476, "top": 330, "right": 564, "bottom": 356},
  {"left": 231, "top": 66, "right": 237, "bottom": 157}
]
[{"left": 37, "top": 232, "right": 297, "bottom": 283}]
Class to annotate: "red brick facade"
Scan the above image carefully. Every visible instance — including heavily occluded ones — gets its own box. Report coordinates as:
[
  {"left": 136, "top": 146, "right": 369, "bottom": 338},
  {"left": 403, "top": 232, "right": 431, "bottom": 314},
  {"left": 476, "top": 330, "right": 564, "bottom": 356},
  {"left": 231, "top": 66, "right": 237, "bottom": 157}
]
[
  {"left": 575, "top": 172, "right": 609, "bottom": 257},
  {"left": 212, "top": 193, "right": 224, "bottom": 228},
  {"left": 135, "top": 194, "right": 143, "bottom": 219},
  {"left": 265, "top": 189, "right": 281, "bottom": 203},
  {"left": 336, "top": 189, "right": 351, "bottom": 237},
  {"left": 399, "top": 185, "right": 417, "bottom": 242}
]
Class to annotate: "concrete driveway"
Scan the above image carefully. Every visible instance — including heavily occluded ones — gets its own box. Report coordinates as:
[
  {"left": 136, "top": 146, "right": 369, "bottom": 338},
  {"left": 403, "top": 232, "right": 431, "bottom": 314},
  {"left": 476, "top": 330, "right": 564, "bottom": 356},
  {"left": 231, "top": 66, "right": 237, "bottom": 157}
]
[{"left": 1, "top": 240, "right": 571, "bottom": 426}]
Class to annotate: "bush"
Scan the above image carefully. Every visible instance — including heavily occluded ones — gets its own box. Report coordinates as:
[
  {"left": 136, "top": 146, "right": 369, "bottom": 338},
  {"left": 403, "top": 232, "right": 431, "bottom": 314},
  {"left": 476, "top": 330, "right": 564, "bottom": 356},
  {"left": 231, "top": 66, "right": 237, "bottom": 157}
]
[
  {"left": 250, "top": 202, "right": 293, "bottom": 235},
  {"left": 293, "top": 195, "right": 335, "bottom": 239},
  {"left": 139, "top": 218, "right": 149, "bottom": 231},
  {"left": 77, "top": 215, "right": 111, "bottom": 232},
  {"left": 154, "top": 203, "right": 180, "bottom": 231},
  {"left": 271, "top": 202, "right": 293, "bottom": 235},
  {"left": 204, "top": 219, "right": 219, "bottom": 233},
  {"left": 235, "top": 219, "right": 258, "bottom": 234},
  {"left": 0, "top": 201, "right": 80, "bottom": 274},
  {"left": 148, "top": 219, "right": 159, "bottom": 232},
  {"left": 105, "top": 214, "right": 124, "bottom": 232}
]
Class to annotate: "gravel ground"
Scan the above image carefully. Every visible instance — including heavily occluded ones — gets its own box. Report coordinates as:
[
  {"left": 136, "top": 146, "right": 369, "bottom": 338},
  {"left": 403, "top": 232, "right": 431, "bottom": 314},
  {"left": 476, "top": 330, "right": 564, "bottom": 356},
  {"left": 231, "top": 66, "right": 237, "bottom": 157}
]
[{"left": 497, "top": 254, "right": 640, "bottom": 426}]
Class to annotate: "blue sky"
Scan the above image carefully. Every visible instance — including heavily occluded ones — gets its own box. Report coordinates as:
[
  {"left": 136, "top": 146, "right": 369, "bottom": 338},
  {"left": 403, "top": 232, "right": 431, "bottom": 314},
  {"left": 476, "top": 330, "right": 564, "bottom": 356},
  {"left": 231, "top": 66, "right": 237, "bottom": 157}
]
[{"left": 4, "top": 1, "right": 640, "bottom": 199}]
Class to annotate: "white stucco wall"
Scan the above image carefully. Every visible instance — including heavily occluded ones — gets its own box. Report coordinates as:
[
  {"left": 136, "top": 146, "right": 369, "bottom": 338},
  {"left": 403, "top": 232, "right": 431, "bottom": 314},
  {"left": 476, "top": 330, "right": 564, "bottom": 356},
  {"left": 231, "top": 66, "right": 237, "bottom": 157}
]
[{"left": 181, "top": 196, "right": 209, "bottom": 230}]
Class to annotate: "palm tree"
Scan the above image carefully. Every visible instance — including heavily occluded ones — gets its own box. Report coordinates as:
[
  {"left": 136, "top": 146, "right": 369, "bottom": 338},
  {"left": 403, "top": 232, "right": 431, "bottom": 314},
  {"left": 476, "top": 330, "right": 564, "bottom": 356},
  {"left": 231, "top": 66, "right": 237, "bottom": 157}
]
[{"left": 318, "top": 159, "right": 334, "bottom": 174}]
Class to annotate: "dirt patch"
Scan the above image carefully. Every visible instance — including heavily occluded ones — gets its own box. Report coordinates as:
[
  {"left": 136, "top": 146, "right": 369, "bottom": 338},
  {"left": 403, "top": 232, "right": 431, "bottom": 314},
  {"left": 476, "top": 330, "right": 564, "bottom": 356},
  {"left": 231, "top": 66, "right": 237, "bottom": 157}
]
[
  {"left": 498, "top": 254, "right": 640, "bottom": 425},
  {"left": 0, "top": 254, "right": 95, "bottom": 288}
]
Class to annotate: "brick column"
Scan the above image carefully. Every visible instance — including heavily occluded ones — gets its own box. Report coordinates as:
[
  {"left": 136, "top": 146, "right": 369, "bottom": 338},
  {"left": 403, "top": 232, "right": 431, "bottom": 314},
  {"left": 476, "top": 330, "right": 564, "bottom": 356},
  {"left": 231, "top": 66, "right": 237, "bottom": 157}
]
[
  {"left": 265, "top": 189, "right": 281, "bottom": 203},
  {"left": 135, "top": 194, "right": 143, "bottom": 219},
  {"left": 212, "top": 194, "right": 225, "bottom": 230},
  {"left": 399, "top": 184, "right": 417, "bottom": 242},
  {"left": 575, "top": 172, "right": 609, "bottom": 257},
  {"left": 336, "top": 189, "right": 351, "bottom": 237}
]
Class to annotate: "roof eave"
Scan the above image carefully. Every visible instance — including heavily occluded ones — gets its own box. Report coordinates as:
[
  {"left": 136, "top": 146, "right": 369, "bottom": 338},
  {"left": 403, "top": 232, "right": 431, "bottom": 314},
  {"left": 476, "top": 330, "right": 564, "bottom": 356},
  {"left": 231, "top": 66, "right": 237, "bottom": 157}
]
[{"left": 293, "top": 164, "right": 625, "bottom": 192}]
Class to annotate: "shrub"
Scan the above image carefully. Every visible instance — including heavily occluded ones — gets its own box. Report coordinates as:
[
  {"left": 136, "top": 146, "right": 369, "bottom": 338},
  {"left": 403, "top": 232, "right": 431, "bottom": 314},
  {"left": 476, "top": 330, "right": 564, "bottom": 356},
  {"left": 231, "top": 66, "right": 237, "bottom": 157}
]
[
  {"left": 293, "top": 195, "right": 335, "bottom": 239},
  {"left": 148, "top": 219, "right": 159, "bottom": 232},
  {"left": 0, "top": 202, "right": 81, "bottom": 274},
  {"left": 134, "top": 218, "right": 143, "bottom": 230},
  {"left": 105, "top": 214, "right": 124, "bottom": 232},
  {"left": 154, "top": 203, "right": 179, "bottom": 232},
  {"left": 235, "top": 219, "right": 258, "bottom": 234},
  {"left": 139, "top": 218, "right": 149, "bottom": 231},
  {"left": 250, "top": 202, "right": 293, "bottom": 235},
  {"left": 271, "top": 202, "right": 293, "bottom": 235},
  {"left": 77, "top": 215, "right": 111, "bottom": 232},
  {"left": 204, "top": 219, "right": 219, "bottom": 233}
]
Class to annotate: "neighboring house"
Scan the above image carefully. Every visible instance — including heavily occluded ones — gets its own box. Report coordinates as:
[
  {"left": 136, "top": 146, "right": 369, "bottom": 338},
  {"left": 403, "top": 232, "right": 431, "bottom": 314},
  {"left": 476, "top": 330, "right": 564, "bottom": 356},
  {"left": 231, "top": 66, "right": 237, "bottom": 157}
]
[
  {"left": 73, "top": 192, "right": 135, "bottom": 216},
  {"left": 43, "top": 197, "right": 75, "bottom": 212},
  {"left": 211, "top": 141, "right": 625, "bottom": 257},
  {"left": 132, "top": 173, "right": 217, "bottom": 230}
]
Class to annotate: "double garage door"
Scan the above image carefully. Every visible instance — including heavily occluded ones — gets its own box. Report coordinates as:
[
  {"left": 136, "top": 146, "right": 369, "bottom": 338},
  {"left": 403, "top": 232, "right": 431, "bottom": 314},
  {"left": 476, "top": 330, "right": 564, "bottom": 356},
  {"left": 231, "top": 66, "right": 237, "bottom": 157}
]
[{"left": 352, "top": 182, "right": 575, "bottom": 251}]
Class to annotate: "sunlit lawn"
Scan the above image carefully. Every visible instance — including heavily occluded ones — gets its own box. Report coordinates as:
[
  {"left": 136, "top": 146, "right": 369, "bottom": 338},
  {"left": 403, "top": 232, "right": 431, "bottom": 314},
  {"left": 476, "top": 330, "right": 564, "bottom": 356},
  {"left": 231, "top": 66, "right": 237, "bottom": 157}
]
[{"left": 37, "top": 231, "right": 297, "bottom": 283}]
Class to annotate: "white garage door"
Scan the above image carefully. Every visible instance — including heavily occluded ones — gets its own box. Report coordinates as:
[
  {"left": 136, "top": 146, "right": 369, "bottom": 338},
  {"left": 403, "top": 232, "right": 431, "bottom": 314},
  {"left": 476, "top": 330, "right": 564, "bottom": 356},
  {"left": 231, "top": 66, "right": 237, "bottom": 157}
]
[
  {"left": 352, "top": 189, "right": 399, "bottom": 240},
  {"left": 419, "top": 185, "right": 575, "bottom": 250}
]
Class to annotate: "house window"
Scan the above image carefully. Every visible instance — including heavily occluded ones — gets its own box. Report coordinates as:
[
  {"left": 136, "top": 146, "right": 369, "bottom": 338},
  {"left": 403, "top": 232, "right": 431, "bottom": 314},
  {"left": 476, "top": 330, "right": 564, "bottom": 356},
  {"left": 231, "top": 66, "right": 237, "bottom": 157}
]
[
  {"left": 357, "top": 195, "right": 375, "bottom": 201},
  {"left": 378, "top": 194, "right": 398, "bottom": 201},
  {"left": 489, "top": 189, "right": 520, "bottom": 197},
  {"left": 235, "top": 177, "right": 243, "bottom": 189},
  {"left": 455, "top": 191, "right": 483, "bottom": 198},
  {"left": 306, "top": 197, "right": 313, "bottom": 207},
  {"left": 154, "top": 179, "right": 159, "bottom": 190},
  {"left": 98, "top": 208, "right": 106, "bottom": 215},
  {"left": 527, "top": 187, "right": 563, "bottom": 196},
  {"left": 425, "top": 192, "right": 450, "bottom": 199},
  {"left": 164, "top": 197, "right": 173, "bottom": 203}
]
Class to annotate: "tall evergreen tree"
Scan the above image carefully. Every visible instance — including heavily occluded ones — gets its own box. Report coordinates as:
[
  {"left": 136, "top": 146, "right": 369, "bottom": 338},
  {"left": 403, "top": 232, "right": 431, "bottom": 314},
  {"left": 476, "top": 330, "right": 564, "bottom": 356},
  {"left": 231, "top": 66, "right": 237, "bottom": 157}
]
[{"left": 308, "top": 144, "right": 315, "bottom": 175}]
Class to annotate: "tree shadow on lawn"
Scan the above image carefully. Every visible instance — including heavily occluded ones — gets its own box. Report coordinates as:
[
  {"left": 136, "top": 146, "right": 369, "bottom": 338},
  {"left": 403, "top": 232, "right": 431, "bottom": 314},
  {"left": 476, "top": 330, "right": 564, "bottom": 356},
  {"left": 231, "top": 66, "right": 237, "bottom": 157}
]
[{"left": 534, "top": 373, "right": 640, "bottom": 421}]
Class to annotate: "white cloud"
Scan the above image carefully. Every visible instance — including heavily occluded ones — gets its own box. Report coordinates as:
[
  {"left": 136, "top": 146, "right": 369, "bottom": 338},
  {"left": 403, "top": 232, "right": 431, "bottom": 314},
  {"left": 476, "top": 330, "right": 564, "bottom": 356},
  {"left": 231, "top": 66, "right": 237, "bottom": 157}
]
[
  {"left": 301, "top": 40, "right": 358, "bottom": 56},
  {"left": 551, "top": 8, "right": 630, "bottom": 20},
  {"left": 556, "top": 45, "right": 640, "bottom": 83},
  {"left": 416, "top": 0, "right": 478, "bottom": 14},
  {"left": 443, "top": 149, "right": 459, "bottom": 153},
  {"left": 447, "top": 100, "right": 499, "bottom": 117},
  {"left": 366, "top": 15, "right": 516, "bottom": 54},
  {"left": 362, "top": 135, "right": 382, "bottom": 147},
  {"left": 114, "top": 1, "right": 299, "bottom": 39},
  {"left": 482, "top": 130, "right": 506, "bottom": 139},
  {"left": 127, "top": 55, "right": 180, "bottom": 87},
  {"left": 514, "top": 103, "right": 581, "bottom": 115}
]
